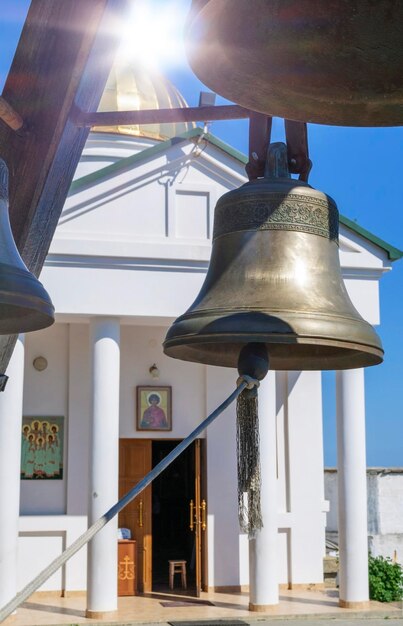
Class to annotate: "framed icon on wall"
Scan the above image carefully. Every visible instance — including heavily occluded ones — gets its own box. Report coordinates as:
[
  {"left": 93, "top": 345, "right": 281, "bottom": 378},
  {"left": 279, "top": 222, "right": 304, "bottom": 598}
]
[
  {"left": 21, "top": 416, "right": 64, "bottom": 480},
  {"left": 136, "top": 386, "right": 172, "bottom": 431}
]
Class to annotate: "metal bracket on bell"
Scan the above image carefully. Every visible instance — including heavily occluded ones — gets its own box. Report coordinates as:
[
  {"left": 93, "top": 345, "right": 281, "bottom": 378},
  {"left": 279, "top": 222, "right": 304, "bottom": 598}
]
[
  {"left": 264, "top": 142, "right": 290, "bottom": 179},
  {"left": 246, "top": 114, "right": 311, "bottom": 182},
  {"left": 245, "top": 112, "right": 272, "bottom": 180},
  {"left": 285, "top": 119, "right": 312, "bottom": 182}
]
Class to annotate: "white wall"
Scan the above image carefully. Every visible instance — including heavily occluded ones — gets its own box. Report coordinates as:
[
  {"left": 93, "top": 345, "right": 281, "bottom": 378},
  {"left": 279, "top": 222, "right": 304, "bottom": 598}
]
[
  {"left": 119, "top": 325, "right": 206, "bottom": 439},
  {"left": 324, "top": 469, "right": 403, "bottom": 565},
  {"left": 375, "top": 471, "right": 403, "bottom": 535},
  {"left": 277, "top": 371, "right": 327, "bottom": 585},
  {"left": 205, "top": 366, "right": 244, "bottom": 589},
  {"left": 66, "top": 324, "right": 91, "bottom": 515},
  {"left": 19, "top": 325, "right": 89, "bottom": 593},
  {"left": 18, "top": 516, "right": 87, "bottom": 592},
  {"left": 21, "top": 324, "right": 69, "bottom": 515}
]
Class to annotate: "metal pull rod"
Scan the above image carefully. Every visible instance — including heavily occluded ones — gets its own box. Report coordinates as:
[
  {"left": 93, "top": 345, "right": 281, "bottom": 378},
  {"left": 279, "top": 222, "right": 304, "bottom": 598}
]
[{"left": 0, "top": 376, "right": 255, "bottom": 623}]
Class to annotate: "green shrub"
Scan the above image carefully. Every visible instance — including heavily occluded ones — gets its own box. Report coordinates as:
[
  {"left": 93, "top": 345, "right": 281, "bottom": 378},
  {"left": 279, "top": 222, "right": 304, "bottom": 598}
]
[{"left": 368, "top": 554, "right": 403, "bottom": 602}]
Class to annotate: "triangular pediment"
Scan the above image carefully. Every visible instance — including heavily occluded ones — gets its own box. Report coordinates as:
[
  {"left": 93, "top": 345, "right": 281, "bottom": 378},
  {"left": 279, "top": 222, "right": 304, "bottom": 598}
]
[{"left": 50, "top": 129, "right": 401, "bottom": 273}]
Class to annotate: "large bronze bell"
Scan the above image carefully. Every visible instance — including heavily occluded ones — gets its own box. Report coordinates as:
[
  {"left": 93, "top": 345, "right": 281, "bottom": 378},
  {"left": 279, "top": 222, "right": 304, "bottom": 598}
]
[
  {"left": 0, "top": 160, "right": 54, "bottom": 334},
  {"left": 164, "top": 143, "right": 383, "bottom": 370},
  {"left": 186, "top": 0, "right": 403, "bottom": 126}
]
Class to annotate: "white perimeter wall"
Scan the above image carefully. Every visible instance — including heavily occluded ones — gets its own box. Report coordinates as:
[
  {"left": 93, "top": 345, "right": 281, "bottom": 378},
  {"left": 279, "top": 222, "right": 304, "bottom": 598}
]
[{"left": 325, "top": 469, "right": 403, "bottom": 565}]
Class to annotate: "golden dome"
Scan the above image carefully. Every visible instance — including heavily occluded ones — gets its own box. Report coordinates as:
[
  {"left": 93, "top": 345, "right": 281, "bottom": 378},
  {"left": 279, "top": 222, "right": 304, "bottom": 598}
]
[{"left": 93, "top": 61, "right": 195, "bottom": 141}]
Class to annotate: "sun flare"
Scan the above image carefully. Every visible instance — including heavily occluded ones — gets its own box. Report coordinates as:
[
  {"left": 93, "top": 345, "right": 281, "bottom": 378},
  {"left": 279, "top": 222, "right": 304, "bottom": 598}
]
[{"left": 118, "top": 0, "right": 186, "bottom": 70}]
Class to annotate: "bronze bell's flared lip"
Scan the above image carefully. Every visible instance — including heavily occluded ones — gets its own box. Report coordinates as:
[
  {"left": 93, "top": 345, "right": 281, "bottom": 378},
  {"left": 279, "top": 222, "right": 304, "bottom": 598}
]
[
  {"left": 0, "top": 263, "right": 55, "bottom": 334},
  {"left": 164, "top": 309, "right": 383, "bottom": 371},
  {"left": 0, "top": 159, "right": 55, "bottom": 335},
  {"left": 186, "top": 0, "right": 403, "bottom": 126}
]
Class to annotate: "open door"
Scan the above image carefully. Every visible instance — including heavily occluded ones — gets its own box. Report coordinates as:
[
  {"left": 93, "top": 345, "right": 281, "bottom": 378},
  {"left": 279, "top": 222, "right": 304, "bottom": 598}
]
[
  {"left": 119, "top": 438, "right": 207, "bottom": 594},
  {"left": 119, "top": 439, "right": 152, "bottom": 593}
]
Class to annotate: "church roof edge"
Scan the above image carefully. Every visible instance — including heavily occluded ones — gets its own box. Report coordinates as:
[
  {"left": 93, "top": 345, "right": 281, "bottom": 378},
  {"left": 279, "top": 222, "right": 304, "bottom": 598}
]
[{"left": 69, "top": 127, "right": 402, "bottom": 262}]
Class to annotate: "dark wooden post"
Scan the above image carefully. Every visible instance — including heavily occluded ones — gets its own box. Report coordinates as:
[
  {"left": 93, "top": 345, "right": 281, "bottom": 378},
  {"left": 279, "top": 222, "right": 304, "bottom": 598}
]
[{"left": 0, "top": 0, "right": 130, "bottom": 373}]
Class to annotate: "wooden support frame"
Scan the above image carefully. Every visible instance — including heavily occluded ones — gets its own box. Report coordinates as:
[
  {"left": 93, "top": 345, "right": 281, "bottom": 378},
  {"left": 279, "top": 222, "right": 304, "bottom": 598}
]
[
  {"left": 0, "top": 0, "right": 130, "bottom": 372},
  {"left": 0, "top": 2, "right": 312, "bottom": 376},
  {"left": 79, "top": 104, "right": 250, "bottom": 127}
]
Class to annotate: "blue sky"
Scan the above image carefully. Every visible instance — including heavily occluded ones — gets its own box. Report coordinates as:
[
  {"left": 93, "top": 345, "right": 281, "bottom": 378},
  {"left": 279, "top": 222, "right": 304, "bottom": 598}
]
[{"left": 2, "top": 0, "right": 402, "bottom": 466}]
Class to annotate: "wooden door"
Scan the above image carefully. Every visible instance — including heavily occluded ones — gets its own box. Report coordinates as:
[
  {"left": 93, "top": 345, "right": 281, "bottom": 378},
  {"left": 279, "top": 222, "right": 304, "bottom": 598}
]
[
  {"left": 119, "top": 439, "right": 152, "bottom": 593},
  {"left": 191, "top": 439, "right": 207, "bottom": 597},
  {"left": 200, "top": 439, "right": 208, "bottom": 592}
]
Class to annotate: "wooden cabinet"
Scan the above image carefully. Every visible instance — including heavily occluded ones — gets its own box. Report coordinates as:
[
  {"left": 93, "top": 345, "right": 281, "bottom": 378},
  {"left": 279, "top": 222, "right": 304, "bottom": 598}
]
[{"left": 118, "top": 540, "right": 137, "bottom": 596}]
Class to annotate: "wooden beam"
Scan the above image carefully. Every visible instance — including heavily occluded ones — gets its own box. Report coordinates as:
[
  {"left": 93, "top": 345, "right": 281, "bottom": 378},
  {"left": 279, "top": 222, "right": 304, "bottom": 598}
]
[
  {"left": 0, "top": 0, "right": 130, "bottom": 373},
  {"left": 79, "top": 104, "right": 250, "bottom": 127}
]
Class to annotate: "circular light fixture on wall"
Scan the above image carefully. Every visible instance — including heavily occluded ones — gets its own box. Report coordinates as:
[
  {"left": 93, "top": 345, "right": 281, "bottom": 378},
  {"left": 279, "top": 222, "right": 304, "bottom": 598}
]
[{"left": 33, "top": 356, "right": 48, "bottom": 372}]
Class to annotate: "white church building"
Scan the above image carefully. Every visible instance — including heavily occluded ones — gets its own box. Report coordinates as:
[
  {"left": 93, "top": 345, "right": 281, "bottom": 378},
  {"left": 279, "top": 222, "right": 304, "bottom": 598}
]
[{"left": 0, "top": 64, "right": 401, "bottom": 616}]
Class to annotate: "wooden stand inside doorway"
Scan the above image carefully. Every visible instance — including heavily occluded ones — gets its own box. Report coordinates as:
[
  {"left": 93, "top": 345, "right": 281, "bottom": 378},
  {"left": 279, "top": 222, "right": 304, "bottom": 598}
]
[{"left": 118, "top": 540, "right": 137, "bottom": 596}]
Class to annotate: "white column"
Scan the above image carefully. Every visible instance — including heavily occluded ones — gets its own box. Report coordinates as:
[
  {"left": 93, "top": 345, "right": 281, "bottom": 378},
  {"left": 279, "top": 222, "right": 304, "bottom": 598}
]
[
  {"left": 249, "top": 371, "right": 278, "bottom": 610},
  {"left": 336, "top": 368, "right": 369, "bottom": 608},
  {"left": 0, "top": 336, "right": 25, "bottom": 609},
  {"left": 87, "top": 318, "right": 120, "bottom": 617}
]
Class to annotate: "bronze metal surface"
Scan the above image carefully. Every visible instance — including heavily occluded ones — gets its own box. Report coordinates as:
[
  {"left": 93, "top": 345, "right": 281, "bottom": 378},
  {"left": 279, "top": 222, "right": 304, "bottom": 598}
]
[
  {"left": 0, "top": 264, "right": 54, "bottom": 334},
  {"left": 164, "top": 145, "right": 383, "bottom": 370},
  {"left": 186, "top": 0, "right": 403, "bottom": 126},
  {"left": 0, "top": 160, "right": 54, "bottom": 335}
]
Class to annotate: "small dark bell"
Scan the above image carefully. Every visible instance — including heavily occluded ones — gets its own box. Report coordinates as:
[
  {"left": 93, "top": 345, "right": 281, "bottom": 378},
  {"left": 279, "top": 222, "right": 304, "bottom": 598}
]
[
  {"left": 164, "top": 143, "right": 383, "bottom": 371},
  {"left": 186, "top": 0, "right": 403, "bottom": 126},
  {"left": 0, "top": 160, "right": 54, "bottom": 334}
]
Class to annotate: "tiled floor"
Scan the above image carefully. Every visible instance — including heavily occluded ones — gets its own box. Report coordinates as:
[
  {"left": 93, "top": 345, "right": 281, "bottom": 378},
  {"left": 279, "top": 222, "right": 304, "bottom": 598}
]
[{"left": 3, "top": 589, "right": 402, "bottom": 626}]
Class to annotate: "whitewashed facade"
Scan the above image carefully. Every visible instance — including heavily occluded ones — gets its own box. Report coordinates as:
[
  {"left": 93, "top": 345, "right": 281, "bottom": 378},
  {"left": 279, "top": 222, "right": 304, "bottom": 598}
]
[{"left": 4, "top": 124, "right": 397, "bottom": 607}]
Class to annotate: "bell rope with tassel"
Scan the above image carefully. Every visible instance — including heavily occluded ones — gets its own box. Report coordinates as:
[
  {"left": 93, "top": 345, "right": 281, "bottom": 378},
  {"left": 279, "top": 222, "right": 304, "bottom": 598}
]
[{"left": 236, "top": 343, "right": 269, "bottom": 537}]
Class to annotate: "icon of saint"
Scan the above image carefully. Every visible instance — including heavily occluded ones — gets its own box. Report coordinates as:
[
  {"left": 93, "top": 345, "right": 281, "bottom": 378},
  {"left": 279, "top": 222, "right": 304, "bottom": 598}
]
[
  {"left": 25, "top": 434, "right": 36, "bottom": 479},
  {"left": 140, "top": 393, "right": 168, "bottom": 429}
]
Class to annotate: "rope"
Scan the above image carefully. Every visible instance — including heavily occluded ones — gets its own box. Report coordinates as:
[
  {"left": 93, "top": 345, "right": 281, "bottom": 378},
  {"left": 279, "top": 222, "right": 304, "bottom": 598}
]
[
  {"left": 0, "top": 375, "right": 259, "bottom": 623},
  {"left": 236, "top": 377, "right": 263, "bottom": 537}
]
